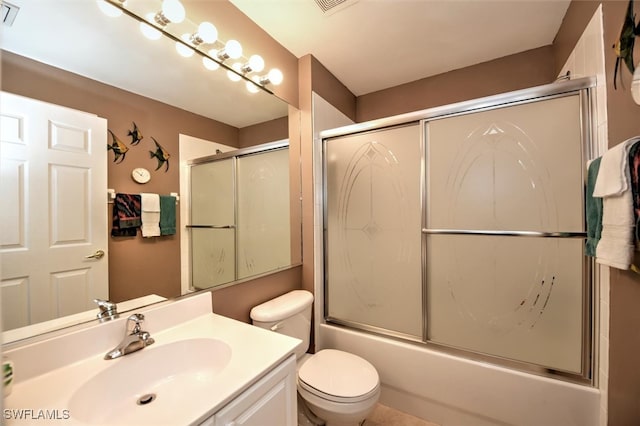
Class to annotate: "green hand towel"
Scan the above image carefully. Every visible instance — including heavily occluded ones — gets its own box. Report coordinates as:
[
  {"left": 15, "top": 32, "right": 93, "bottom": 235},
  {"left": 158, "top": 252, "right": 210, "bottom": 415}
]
[
  {"left": 159, "top": 195, "right": 176, "bottom": 236},
  {"left": 586, "top": 157, "right": 603, "bottom": 257}
]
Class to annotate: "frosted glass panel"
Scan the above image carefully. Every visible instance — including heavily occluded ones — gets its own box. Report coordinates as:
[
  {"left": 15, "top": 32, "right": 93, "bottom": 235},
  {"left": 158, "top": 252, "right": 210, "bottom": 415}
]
[
  {"left": 426, "top": 235, "right": 584, "bottom": 373},
  {"left": 427, "top": 95, "right": 584, "bottom": 232},
  {"left": 191, "top": 159, "right": 234, "bottom": 226},
  {"left": 237, "top": 149, "right": 290, "bottom": 279},
  {"left": 191, "top": 228, "right": 235, "bottom": 288},
  {"left": 425, "top": 94, "right": 586, "bottom": 374},
  {"left": 325, "top": 124, "right": 422, "bottom": 338}
]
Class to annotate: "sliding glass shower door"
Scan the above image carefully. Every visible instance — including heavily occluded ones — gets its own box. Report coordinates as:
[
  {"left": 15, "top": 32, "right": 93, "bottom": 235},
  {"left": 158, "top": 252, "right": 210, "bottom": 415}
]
[
  {"left": 190, "top": 158, "right": 236, "bottom": 288},
  {"left": 190, "top": 145, "right": 290, "bottom": 289},
  {"left": 324, "top": 124, "right": 423, "bottom": 339},
  {"left": 323, "top": 82, "right": 593, "bottom": 381},
  {"left": 425, "top": 95, "right": 587, "bottom": 374}
]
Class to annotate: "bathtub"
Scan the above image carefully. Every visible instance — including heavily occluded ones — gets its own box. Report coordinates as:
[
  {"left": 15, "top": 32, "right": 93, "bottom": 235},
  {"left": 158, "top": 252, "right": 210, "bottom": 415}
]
[{"left": 318, "top": 323, "right": 600, "bottom": 426}]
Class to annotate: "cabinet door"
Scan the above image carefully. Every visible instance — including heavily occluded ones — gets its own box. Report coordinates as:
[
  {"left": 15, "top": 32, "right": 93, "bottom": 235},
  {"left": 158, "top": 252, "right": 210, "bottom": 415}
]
[{"left": 212, "top": 355, "right": 296, "bottom": 426}]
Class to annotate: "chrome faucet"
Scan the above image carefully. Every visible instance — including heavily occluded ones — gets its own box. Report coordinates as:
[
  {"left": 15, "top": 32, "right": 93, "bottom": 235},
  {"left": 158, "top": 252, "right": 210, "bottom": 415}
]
[
  {"left": 94, "top": 298, "right": 119, "bottom": 322},
  {"left": 104, "top": 313, "right": 155, "bottom": 360}
]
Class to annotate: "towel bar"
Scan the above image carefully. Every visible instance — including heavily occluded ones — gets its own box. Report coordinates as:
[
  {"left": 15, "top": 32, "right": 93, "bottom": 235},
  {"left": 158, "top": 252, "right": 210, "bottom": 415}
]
[
  {"left": 107, "top": 189, "right": 179, "bottom": 204},
  {"left": 422, "top": 229, "right": 587, "bottom": 238},
  {"left": 185, "top": 225, "right": 236, "bottom": 229}
]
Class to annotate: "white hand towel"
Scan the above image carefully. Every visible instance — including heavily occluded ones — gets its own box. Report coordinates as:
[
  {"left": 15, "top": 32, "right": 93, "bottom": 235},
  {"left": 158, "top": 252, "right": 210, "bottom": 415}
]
[
  {"left": 596, "top": 189, "right": 635, "bottom": 270},
  {"left": 140, "top": 193, "right": 161, "bottom": 237},
  {"left": 593, "top": 137, "right": 639, "bottom": 197}
]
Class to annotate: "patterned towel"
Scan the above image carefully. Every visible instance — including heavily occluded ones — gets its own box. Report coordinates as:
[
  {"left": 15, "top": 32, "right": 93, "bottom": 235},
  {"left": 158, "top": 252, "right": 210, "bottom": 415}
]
[
  {"left": 111, "top": 193, "right": 141, "bottom": 237},
  {"left": 628, "top": 141, "right": 640, "bottom": 245}
]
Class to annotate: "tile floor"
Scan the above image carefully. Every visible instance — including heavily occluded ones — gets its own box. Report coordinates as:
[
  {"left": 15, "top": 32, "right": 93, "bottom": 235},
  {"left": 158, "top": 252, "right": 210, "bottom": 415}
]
[{"left": 364, "top": 404, "right": 439, "bottom": 426}]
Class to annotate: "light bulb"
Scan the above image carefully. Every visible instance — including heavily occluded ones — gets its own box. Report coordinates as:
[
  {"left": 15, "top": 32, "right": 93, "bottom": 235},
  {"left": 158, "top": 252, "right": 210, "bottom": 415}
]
[
  {"left": 227, "top": 63, "right": 243, "bottom": 82},
  {"left": 197, "top": 22, "right": 218, "bottom": 44},
  {"left": 176, "top": 34, "right": 194, "bottom": 57},
  {"left": 267, "top": 68, "right": 283, "bottom": 85},
  {"left": 96, "top": 0, "right": 123, "bottom": 17},
  {"left": 161, "top": 0, "right": 185, "bottom": 23},
  {"left": 248, "top": 55, "right": 265, "bottom": 73},
  {"left": 203, "top": 51, "right": 220, "bottom": 71},
  {"left": 140, "top": 13, "right": 162, "bottom": 40},
  {"left": 225, "top": 40, "right": 243, "bottom": 59},
  {"left": 246, "top": 80, "right": 260, "bottom": 93}
]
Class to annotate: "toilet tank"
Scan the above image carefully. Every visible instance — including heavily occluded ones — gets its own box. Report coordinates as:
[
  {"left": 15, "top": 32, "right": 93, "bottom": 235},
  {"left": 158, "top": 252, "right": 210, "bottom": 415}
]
[{"left": 250, "top": 290, "right": 314, "bottom": 358}]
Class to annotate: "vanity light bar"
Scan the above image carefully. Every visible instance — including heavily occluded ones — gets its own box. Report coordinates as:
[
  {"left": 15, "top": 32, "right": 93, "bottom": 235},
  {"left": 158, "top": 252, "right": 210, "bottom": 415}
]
[{"left": 100, "top": 0, "right": 281, "bottom": 94}]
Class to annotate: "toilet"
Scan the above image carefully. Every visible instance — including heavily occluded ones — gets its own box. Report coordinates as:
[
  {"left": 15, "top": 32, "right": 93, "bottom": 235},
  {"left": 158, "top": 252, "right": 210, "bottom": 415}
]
[{"left": 250, "top": 290, "right": 380, "bottom": 426}]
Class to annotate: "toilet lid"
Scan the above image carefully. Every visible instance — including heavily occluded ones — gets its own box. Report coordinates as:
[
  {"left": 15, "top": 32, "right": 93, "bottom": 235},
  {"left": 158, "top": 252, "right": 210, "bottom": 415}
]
[{"left": 298, "top": 349, "right": 379, "bottom": 402}]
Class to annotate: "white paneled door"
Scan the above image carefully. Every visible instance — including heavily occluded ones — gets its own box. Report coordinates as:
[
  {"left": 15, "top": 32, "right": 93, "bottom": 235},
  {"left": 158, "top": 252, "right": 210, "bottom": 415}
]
[{"left": 0, "top": 92, "right": 108, "bottom": 329}]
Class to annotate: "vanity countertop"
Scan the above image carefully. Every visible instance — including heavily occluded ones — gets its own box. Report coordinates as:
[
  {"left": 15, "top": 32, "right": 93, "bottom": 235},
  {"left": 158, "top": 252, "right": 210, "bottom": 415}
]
[{"left": 3, "top": 293, "right": 301, "bottom": 425}]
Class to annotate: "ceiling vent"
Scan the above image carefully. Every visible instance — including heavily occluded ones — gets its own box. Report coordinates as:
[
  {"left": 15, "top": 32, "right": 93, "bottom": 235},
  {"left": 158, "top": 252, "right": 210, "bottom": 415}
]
[
  {"left": 1, "top": 1, "right": 19, "bottom": 26},
  {"left": 313, "top": 0, "right": 359, "bottom": 16}
]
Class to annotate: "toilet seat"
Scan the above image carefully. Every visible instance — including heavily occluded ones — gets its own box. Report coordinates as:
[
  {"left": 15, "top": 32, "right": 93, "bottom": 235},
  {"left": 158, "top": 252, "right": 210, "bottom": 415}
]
[
  {"left": 298, "top": 349, "right": 379, "bottom": 404},
  {"left": 298, "top": 378, "right": 380, "bottom": 403}
]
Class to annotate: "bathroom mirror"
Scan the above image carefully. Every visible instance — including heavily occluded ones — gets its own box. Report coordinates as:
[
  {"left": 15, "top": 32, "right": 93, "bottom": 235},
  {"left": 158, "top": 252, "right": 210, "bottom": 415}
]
[
  {"left": 0, "top": 0, "right": 301, "bottom": 341},
  {"left": 632, "top": 66, "right": 640, "bottom": 105}
]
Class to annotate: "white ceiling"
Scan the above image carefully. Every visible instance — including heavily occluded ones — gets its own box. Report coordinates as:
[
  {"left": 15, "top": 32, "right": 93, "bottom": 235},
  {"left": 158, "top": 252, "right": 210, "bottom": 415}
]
[{"left": 230, "top": 0, "right": 571, "bottom": 96}]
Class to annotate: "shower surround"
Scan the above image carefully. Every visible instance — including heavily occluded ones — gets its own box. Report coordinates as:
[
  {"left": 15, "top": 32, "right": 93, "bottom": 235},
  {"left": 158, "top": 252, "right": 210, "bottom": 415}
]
[{"left": 314, "top": 78, "right": 601, "bottom": 425}]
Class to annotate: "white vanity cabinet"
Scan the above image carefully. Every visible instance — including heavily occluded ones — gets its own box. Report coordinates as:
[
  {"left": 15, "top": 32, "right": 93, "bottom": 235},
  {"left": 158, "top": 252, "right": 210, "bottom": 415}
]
[{"left": 199, "top": 354, "right": 297, "bottom": 426}]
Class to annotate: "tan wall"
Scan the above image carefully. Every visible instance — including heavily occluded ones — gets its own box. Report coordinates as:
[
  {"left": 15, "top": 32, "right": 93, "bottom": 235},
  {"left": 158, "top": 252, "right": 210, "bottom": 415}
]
[
  {"left": 238, "top": 116, "right": 289, "bottom": 148},
  {"left": 309, "top": 56, "right": 357, "bottom": 122},
  {"left": 357, "top": 46, "right": 556, "bottom": 122},
  {"left": 211, "top": 266, "right": 301, "bottom": 323},
  {"left": 599, "top": 2, "right": 640, "bottom": 424}
]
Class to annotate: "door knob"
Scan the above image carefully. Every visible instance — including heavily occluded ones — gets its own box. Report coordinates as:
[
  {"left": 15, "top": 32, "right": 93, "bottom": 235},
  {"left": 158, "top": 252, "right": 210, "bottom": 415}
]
[{"left": 85, "top": 249, "right": 105, "bottom": 259}]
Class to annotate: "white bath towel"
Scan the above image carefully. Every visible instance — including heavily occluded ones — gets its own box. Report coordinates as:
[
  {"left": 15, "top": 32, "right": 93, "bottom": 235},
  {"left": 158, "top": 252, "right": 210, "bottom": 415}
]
[
  {"left": 140, "top": 193, "right": 161, "bottom": 237},
  {"left": 596, "top": 187, "right": 635, "bottom": 270},
  {"left": 593, "top": 137, "right": 639, "bottom": 197}
]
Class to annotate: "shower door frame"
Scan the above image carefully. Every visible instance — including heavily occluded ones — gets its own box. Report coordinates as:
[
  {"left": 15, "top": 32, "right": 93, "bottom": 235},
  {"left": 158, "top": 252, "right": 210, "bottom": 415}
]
[
  {"left": 321, "top": 77, "right": 598, "bottom": 385},
  {"left": 187, "top": 140, "right": 290, "bottom": 291}
]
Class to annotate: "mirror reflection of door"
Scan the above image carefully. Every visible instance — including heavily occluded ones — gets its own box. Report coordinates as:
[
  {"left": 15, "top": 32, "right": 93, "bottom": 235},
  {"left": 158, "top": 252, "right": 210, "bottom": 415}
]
[{"left": 0, "top": 92, "right": 109, "bottom": 329}]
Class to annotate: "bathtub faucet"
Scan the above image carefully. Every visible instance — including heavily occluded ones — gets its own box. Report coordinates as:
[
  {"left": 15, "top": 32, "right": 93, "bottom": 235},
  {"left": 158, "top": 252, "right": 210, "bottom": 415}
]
[{"left": 104, "top": 313, "right": 155, "bottom": 360}]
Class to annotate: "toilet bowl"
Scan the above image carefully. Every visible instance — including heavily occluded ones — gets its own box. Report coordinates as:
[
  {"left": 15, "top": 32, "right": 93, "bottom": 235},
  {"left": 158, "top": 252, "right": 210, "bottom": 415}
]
[
  {"left": 297, "top": 349, "right": 380, "bottom": 426},
  {"left": 250, "top": 290, "right": 380, "bottom": 426}
]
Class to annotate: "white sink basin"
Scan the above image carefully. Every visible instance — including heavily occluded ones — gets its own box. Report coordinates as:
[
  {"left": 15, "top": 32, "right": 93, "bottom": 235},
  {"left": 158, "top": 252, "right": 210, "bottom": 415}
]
[
  {"left": 68, "top": 338, "right": 231, "bottom": 424},
  {"left": 4, "top": 294, "right": 301, "bottom": 426}
]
